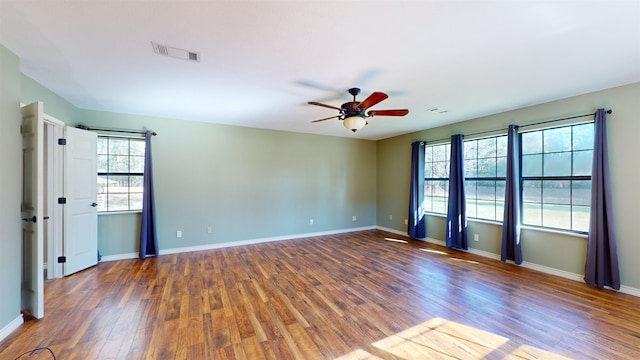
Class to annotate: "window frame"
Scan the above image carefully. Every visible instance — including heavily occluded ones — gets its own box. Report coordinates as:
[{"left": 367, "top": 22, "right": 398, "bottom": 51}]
[
  {"left": 97, "top": 135, "right": 146, "bottom": 213},
  {"left": 423, "top": 142, "right": 451, "bottom": 215},
  {"left": 463, "top": 135, "right": 508, "bottom": 222},
  {"left": 518, "top": 122, "right": 594, "bottom": 233}
]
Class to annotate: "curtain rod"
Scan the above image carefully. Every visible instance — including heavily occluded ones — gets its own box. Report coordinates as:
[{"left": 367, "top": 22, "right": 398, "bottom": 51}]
[
  {"left": 77, "top": 125, "right": 157, "bottom": 136},
  {"left": 426, "top": 109, "right": 612, "bottom": 144}
]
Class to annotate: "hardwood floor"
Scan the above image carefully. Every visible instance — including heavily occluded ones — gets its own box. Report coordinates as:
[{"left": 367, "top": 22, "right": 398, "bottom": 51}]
[{"left": 2, "top": 229, "right": 640, "bottom": 359}]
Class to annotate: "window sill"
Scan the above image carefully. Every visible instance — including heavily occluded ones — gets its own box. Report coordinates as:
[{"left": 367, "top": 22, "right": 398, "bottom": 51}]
[
  {"left": 521, "top": 225, "right": 588, "bottom": 239},
  {"left": 98, "top": 210, "right": 142, "bottom": 216}
]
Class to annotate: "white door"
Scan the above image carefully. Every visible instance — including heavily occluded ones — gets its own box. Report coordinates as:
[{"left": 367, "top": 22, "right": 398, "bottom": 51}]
[
  {"left": 63, "top": 126, "right": 98, "bottom": 276},
  {"left": 21, "top": 102, "right": 44, "bottom": 319}
]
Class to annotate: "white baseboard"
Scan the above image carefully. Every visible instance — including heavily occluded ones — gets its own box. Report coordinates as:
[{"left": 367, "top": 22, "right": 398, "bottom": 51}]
[
  {"left": 0, "top": 314, "right": 23, "bottom": 343},
  {"left": 100, "top": 252, "right": 139, "bottom": 262}
]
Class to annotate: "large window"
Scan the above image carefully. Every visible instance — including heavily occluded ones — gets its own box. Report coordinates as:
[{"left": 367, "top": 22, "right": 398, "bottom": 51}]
[
  {"left": 424, "top": 143, "right": 450, "bottom": 214},
  {"left": 520, "top": 123, "right": 594, "bottom": 232},
  {"left": 97, "top": 136, "right": 145, "bottom": 212},
  {"left": 464, "top": 136, "right": 508, "bottom": 221}
]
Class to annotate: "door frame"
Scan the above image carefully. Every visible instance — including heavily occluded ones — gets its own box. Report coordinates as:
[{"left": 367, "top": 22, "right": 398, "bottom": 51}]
[{"left": 43, "top": 114, "right": 65, "bottom": 279}]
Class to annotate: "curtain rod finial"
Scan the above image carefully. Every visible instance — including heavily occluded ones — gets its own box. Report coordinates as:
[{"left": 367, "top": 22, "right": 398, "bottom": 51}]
[
  {"left": 151, "top": 131, "right": 157, "bottom": 136},
  {"left": 606, "top": 109, "right": 612, "bottom": 114}
]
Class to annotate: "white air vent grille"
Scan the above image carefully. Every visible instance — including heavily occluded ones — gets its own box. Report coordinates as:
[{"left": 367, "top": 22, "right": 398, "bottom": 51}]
[{"left": 151, "top": 42, "right": 200, "bottom": 62}]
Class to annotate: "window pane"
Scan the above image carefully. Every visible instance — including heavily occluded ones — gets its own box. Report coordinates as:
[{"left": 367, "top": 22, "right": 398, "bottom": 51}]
[
  {"left": 572, "top": 180, "right": 591, "bottom": 206},
  {"left": 573, "top": 150, "right": 593, "bottom": 176},
  {"left": 495, "top": 201, "right": 504, "bottom": 221},
  {"left": 477, "top": 199, "right": 496, "bottom": 220},
  {"left": 432, "top": 144, "right": 448, "bottom": 162},
  {"left": 477, "top": 181, "right": 495, "bottom": 200},
  {"left": 543, "top": 180, "right": 570, "bottom": 205},
  {"left": 109, "top": 138, "right": 130, "bottom": 155},
  {"left": 573, "top": 123, "right": 594, "bottom": 151},
  {"left": 130, "top": 139, "right": 146, "bottom": 156},
  {"left": 464, "top": 159, "right": 478, "bottom": 178},
  {"left": 478, "top": 158, "right": 496, "bottom": 177},
  {"left": 543, "top": 152, "right": 571, "bottom": 176},
  {"left": 496, "top": 136, "right": 508, "bottom": 156},
  {"left": 108, "top": 176, "right": 130, "bottom": 193},
  {"left": 433, "top": 180, "right": 448, "bottom": 197},
  {"left": 97, "top": 154, "right": 108, "bottom": 173},
  {"left": 109, "top": 155, "right": 130, "bottom": 173},
  {"left": 97, "top": 194, "right": 107, "bottom": 212},
  {"left": 496, "top": 181, "right": 506, "bottom": 202},
  {"left": 522, "top": 132, "right": 542, "bottom": 154},
  {"left": 432, "top": 196, "right": 447, "bottom": 213},
  {"left": 572, "top": 206, "right": 590, "bottom": 232},
  {"left": 107, "top": 193, "right": 130, "bottom": 211},
  {"left": 130, "top": 193, "right": 143, "bottom": 210},
  {"left": 97, "top": 137, "right": 108, "bottom": 154},
  {"left": 496, "top": 156, "right": 507, "bottom": 177},
  {"left": 522, "top": 154, "right": 542, "bottom": 177},
  {"left": 523, "top": 203, "right": 542, "bottom": 226},
  {"left": 544, "top": 127, "right": 571, "bottom": 152},
  {"left": 433, "top": 162, "right": 449, "bottom": 178},
  {"left": 465, "top": 180, "right": 477, "bottom": 199},
  {"left": 130, "top": 155, "right": 145, "bottom": 173},
  {"left": 542, "top": 204, "right": 571, "bottom": 229},
  {"left": 464, "top": 140, "right": 477, "bottom": 160},
  {"left": 130, "top": 175, "right": 144, "bottom": 192},
  {"left": 425, "top": 146, "right": 432, "bottom": 162},
  {"left": 466, "top": 200, "right": 477, "bottom": 218},
  {"left": 522, "top": 180, "right": 541, "bottom": 202},
  {"left": 477, "top": 138, "right": 496, "bottom": 158}
]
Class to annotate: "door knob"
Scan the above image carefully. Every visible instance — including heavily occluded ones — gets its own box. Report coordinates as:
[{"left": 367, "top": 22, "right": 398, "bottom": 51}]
[
  {"left": 22, "top": 216, "right": 37, "bottom": 223},
  {"left": 91, "top": 202, "right": 98, "bottom": 207}
]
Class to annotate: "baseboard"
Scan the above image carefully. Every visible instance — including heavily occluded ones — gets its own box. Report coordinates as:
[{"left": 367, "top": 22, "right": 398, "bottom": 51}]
[{"left": 0, "top": 314, "right": 23, "bottom": 343}]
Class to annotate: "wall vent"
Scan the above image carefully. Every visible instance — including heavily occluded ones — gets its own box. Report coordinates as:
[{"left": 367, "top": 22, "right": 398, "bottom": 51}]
[{"left": 151, "top": 42, "right": 200, "bottom": 62}]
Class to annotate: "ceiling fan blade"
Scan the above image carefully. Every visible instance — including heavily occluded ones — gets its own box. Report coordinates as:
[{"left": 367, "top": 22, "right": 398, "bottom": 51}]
[
  {"left": 367, "top": 109, "right": 409, "bottom": 117},
  {"left": 311, "top": 115, "right": 341, "bottom": 123},
  {"left": 357, "top": 91, "right": 388, "bottom": 110},
  {"left": 308, "top": 101, "right": 343, "bottom": 111}
]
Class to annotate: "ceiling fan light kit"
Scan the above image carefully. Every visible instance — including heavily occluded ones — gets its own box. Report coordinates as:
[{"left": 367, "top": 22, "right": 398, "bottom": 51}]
[
  {"left": 308, "top": 87, "right": 409, "bottom": 133},
  {"left": 343, "top": 116, "right": 367, "bottom": 132}
]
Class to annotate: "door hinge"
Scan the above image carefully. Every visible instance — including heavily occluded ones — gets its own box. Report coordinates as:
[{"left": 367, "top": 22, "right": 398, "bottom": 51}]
[
  {"left": 57, "top": 256, "right": 66, "bottom": 263},
  {"left": 58, "top": 197, "right": 67, "bottom": 204},
  {"left": 58, "top": 138, "right": 67, "bottom": 145}
]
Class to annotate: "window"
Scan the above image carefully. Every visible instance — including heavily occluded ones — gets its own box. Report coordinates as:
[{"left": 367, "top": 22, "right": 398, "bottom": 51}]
[
  {"left": 424, "top": 143, "right": 450, "bottom": 214},
  {"left": 520, "top": 123, "right": 593, "bottom": 232},
  {"left": 97, "top": 136, "right": 145, "bottom": 212},
  {"left": 464, "top": 136, "right": 508, "bottom": 221}
]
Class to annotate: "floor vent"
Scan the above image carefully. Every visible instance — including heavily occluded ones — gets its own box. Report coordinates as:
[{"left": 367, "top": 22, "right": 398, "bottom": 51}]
[{"left": 151, "top": 42, "right": 200, "bottom": 62}]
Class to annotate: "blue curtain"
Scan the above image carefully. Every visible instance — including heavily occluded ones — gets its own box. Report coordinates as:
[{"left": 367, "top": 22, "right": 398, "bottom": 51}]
[
  {"left": 446, "top": 134, "right": 467, "bottom": 250},
  {"left": 408, "top": 141, "right": 426, "bottom": 238},
  {"left": 139, "top": 131, "right": 159, "bottom": 259},
  {"left": 584, "top": 109, "right": 620, "bottom": 289},
  {"left": 501, "top": 125, "right": 523, "bottom": 264}
]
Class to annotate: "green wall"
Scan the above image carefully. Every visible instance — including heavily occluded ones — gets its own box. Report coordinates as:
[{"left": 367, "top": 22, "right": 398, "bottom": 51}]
[
  {"left": 376, "top": 82, "right": 640, "bottom": 289},
  {"left": 73, "top": 110, "right": 377, "bottom": 255},
  {"left": 0, "top": 45, "right": 22, "bottom": 333}
]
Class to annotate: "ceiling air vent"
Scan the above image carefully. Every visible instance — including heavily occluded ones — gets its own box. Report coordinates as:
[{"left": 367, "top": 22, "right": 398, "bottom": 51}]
[{"left": 151, "top": 42, "right": 200, "bottom": 62}]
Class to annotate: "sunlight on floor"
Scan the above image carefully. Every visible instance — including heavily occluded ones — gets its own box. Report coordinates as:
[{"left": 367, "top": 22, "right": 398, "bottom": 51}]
[
  {"left": 335, "top": 317, "right": 574, "bottom": 360},
  {"left": 383, "top": 238, "right": 408, "bottom": 244},
  {"left": 420, "top": 248, "right": 449, "bottom": 255},
  {"left": 449, "top": 257, "right": 480, "bottom": 264}
]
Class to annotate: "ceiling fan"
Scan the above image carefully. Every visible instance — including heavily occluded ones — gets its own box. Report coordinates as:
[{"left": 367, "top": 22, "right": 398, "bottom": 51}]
[{"left": 308, "top": 88, "right": 409, "bottom": 132}]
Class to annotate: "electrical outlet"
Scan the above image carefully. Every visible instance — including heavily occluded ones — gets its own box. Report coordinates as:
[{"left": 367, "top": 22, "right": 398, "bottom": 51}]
[
  {"left": 176, "top": 230, "right": 182, "bottom": 238},
  {"left": 352, "top": 215, "right": 357, "bottom": 221},
  {"left": 207, "top": 227, "right": 212, "bottom": 234},
  {"left": 389, "top": 215, "right": 393, "bottom": 220},
  {"left": 310, "top": 219, "right": 314, "bottom": 225},
  {"left": 473, "top": 233, "right": 479, "bottom": 242},
  {"left": 404, "top": 219, "right": 408, "bottom": 225}
]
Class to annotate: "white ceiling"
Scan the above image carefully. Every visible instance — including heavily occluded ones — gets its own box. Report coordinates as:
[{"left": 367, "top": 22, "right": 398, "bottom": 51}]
[{"left": 1, "top": 1, "right": 639, "bottom": 140}]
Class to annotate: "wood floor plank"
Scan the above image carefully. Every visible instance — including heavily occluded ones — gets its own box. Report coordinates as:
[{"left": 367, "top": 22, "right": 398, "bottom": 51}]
[{"left": 2, "top": 229, "right": 640, "bottom": 359}]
